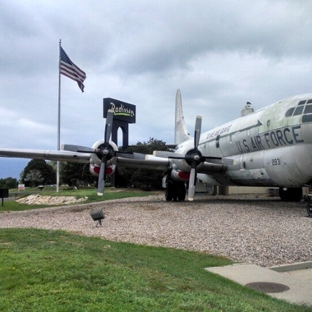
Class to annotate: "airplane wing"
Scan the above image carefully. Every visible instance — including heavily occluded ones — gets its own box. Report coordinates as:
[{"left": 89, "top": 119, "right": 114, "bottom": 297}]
[
  {"left": 0, "top": 147, "right": 228, "bottom": 173},
  {"left": 0, "top": 90, "right": 234, "bottom": 201},
  {"left": 116, "top": 155, "right": 170, "bottom": 171},
  {"left": 0, "top": 148, "right": 90, "bottom": 163}
]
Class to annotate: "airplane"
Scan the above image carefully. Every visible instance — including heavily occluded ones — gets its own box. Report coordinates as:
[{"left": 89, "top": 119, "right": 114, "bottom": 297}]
[{"left": 0, "top": 89, "right": 312, "bottom": 202}]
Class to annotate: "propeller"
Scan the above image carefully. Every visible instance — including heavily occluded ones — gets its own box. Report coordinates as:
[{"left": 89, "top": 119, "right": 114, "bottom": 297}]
[
  {"left": 96, "top": 109, "right": 114, "bottom": 196},
  {"left": 63, "top": 109, "right": 137, "bottom": 196},
  {"left": 168, "top": 116, "right": 223, "bottom": 201},
  {"left": 66, "top": 109, "right": 115, "bottom": 196},
  {"left": 188, "top": 116, "right": 202, "bottom": 201}
]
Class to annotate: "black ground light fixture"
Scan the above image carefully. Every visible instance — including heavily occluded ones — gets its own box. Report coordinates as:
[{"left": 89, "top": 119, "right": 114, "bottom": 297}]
[{"left": 90, "top": 209, "right": 105, "bottom": 226}]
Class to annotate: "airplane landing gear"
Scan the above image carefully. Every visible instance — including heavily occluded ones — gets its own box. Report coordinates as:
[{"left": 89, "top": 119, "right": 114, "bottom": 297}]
[
  {"left": 165, "top": 179, "right": 186, "bottom": 201},
  {"left": 279, "top": 187, "right": 302, "bottom": 202}
]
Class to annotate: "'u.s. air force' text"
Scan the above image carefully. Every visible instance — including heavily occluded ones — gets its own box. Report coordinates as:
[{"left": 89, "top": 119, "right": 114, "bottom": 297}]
[{"left": 235, "top": 125, "right": 304, "bottom": 153}]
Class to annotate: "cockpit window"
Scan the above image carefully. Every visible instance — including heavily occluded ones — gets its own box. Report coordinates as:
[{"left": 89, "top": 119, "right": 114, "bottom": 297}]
[
  {"left": 285, "top": 107, "right": 295, "bottom": 117},
  {"left": 293, "top": 105, "right": 304, "bottom": 116},
  {"left": 304, "top": 104, "right": 312, "bottom": 114},
  {"left": 285, "top": 99, "right": 312, "bottom": 118}
]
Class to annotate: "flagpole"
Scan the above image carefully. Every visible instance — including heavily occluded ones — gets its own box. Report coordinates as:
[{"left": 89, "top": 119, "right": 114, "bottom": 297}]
[{"left": 57, "top": 39, "right": 61, "bottom": 193}]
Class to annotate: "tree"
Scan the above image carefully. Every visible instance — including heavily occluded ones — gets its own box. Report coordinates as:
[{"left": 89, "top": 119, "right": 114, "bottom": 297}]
[
  {"left": 25, "top": 170, "right": 44, "bottom": 187},
  {"left": 22, "top": 159, "right": 56, "bottom": 186},
  {"left": 61, "top": 162, "right": 97, "bottom": 187},
  {"left": 116, "top": 138, "right": 168, "bottom": 190},
  {"left": 48, "top": 161, "right": 57, "bottom": 172},
  {"left": 124, "top": 137, "right": 167, "bottom": 154},
  {"left": 0, "top": 177, "right": 18, "bottom": 189},
  {"left": 19, "top": 170, "right": 24, "bottom": 183}
]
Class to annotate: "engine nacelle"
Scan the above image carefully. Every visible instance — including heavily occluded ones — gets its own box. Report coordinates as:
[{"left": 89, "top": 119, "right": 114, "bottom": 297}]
[
  {"left": 88, "top": 139, "right": 118, "bottom": 176},
  {"left": 89, "top": 163, "right": 116, "bottom": 177},
  {"left": 171, "top": 143, "right": 205, "bottom": 172},
  {"left": 90, "top": 139, "right": 118, "bottom": 167},
  {"left": 170, "top": 169, "right": 190, "bottom": 182}
]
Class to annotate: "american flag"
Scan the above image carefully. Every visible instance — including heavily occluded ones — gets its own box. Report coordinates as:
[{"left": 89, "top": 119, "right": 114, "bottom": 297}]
[{"left": 60, "top": 47, "right": 86, "bottom": 92}]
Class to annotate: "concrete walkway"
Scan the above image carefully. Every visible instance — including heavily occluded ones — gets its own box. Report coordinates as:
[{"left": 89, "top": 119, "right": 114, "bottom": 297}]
[{"left": 206, "top": 262, "right": 312, "bottom": 307}]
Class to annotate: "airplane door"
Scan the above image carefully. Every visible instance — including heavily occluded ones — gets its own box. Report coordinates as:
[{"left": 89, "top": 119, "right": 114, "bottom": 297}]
[
  {"left": 239, "top": 155, "right": 253, "bottom": 185},
  {"left": 215, "top": 132, "right": 233, "bottom": 157}
]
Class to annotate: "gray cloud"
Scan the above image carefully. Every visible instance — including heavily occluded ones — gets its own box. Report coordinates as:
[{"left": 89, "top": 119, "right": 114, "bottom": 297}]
[{"left": 1, "top": 0, "right": 312, "bottom": 178}]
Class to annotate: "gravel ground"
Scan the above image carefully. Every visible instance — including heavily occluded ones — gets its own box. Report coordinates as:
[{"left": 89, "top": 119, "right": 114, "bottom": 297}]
[{"left": 0, "top": 193, "right": 311, "bottom": 267}]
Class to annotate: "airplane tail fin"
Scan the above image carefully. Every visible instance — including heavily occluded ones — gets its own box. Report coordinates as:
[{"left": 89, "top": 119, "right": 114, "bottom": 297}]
[{"left": 175, "top": 89, "right": 192, "bottom": 144}]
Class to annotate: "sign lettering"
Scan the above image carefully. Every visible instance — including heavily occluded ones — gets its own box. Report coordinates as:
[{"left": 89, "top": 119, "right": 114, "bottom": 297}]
[{"left": 235, "top": 125, "right": 304, "bottom": 153}]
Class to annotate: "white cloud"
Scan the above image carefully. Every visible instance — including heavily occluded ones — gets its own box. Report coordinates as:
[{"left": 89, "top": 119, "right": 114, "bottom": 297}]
[{"left": 1, "top": 0, "right": 312, "bottom": 178}]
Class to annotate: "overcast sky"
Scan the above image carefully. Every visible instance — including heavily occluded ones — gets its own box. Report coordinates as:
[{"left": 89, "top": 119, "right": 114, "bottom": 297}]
[{"left": 1, "top": 0, "right": 312, "bottom": 179}]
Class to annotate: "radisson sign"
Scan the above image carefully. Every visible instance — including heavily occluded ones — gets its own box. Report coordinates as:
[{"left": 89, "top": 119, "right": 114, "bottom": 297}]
[{"left": 103, "top": 98, "right": 136, "bottom": 123}]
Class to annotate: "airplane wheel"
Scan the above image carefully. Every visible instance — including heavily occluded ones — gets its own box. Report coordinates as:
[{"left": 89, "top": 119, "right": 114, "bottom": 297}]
[
  {"left": 177, "top": 182, "right": 186, "bottom": 201},
  {"left": 173, "top": 182, "right": 186, "bottom": 201},
  {"left": 165, "top": 185, "right": 173, "bottom": 201},
  {"left": 165, "top": 181, "right": 185, "bottom": 201},
  {"left": 165, "top": 180, "right": 175, "bottom": 201},
  {"left": 172, "top": 183, "right": 180, "bottom": 202},
  {"left": 307, "top": 203, "right": 312, "bottom": 218}
]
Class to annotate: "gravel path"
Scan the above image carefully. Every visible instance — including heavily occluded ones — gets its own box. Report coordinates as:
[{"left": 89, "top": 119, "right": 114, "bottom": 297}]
[{"left": 0, "top": 193, "right": 311, "bottom": 267}]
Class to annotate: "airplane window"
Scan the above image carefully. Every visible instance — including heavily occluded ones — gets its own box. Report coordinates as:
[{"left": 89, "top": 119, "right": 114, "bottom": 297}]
[
  {"left": 216, "top": 135, "right": 220, "bottom": 148},
  {"left": 285, "top": 107, "right": 295, "bottom": 117},
  {"left": 298, "top": 100, "right": 306, "bottom": 105},
  {"left": 304, "top": 104, "right": 312, "bottom": 114},
  {"left": 302, "top": 114, "right": 312, "bottom": 123},
  {"left": 307, "top": 99, "right": 312, "bottom": 104},
  {"left": 293, "top": 105, "right": 304, "bottom": 116}
]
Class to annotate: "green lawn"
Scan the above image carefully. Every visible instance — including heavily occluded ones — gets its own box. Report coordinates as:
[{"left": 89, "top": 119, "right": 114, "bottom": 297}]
[
  {"left": 1, "top": 189, "right": 311, "bottom": 311},
  {"left": 0, "top": 229, "right": 310, "bottom": 311},
  {"left": 2, "top": 187, "right": 158, "bottom": 211}
]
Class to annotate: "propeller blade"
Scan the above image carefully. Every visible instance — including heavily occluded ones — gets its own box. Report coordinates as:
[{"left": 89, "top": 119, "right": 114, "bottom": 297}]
[
  {"left": 97, "top": 160, "right": 106, "bottom": 196},
  {"left": 189, "top": 116, "right": 201, "bottom": 201},
  {"left": 194, "top": 116, "right": 202, "bottom": 149},
  {"left": 105, "top": 109, "right": 114, "bottom": 143},
  {"left": 97, "top": 108, "right": 114, "bottom": 196},
  {"left": 62, "top": 144, "right": 94, "bottom": 153},
  {"left": 188, "top": 166, "right": 196, "bottom": 201}
]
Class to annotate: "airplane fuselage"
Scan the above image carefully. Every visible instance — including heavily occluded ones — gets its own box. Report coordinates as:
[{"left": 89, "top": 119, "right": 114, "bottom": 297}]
[{"left": 175, "top": 94, "right": 312, "bottom": 188}]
